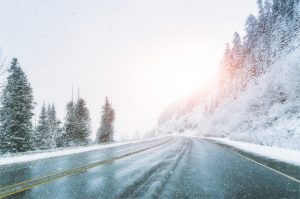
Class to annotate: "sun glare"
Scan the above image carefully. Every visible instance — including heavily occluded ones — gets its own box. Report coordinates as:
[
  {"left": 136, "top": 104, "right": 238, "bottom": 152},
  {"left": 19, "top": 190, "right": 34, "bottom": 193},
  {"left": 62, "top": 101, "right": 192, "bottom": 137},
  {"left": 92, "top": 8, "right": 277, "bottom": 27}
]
[{"left": 152, "top": 53, "right": 219, "bottom": 103}]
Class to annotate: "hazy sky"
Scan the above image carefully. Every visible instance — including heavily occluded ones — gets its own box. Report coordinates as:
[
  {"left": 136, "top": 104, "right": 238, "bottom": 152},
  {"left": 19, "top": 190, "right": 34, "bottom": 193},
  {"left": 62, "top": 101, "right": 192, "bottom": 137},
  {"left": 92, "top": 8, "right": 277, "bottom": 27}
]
[{"left": 0, "top": 0, "right": 257, "bottom": 139}]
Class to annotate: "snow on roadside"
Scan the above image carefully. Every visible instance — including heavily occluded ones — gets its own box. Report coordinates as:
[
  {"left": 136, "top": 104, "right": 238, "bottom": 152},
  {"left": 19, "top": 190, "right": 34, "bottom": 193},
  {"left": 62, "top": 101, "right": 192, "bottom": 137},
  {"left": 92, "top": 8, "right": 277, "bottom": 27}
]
[
  {"left": 0, "top": 136, "right": 166, "bottom": 166},
  {"left": 206, "top": 137, "right": 300, "bottom": 167}
]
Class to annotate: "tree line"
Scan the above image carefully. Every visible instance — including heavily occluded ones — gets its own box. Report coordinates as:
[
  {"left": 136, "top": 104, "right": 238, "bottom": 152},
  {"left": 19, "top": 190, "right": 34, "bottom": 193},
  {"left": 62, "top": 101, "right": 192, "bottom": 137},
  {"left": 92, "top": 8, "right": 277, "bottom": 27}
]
[
  {"left": 214, "top": 0, "right": 300, "bottom": 109},
  {"left": 155, "top": 0, "right": 300, "bottom": 139},
  {"left": 0, "top": 58, "right": 115, "bottom": 154}
]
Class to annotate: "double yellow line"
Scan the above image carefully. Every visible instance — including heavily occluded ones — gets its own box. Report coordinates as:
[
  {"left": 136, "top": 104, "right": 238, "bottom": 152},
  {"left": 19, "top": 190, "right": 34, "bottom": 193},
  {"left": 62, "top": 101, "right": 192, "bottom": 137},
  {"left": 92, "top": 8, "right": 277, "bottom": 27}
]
[{"left": 0, "top": 138, "right": 173, "bottom": 198}]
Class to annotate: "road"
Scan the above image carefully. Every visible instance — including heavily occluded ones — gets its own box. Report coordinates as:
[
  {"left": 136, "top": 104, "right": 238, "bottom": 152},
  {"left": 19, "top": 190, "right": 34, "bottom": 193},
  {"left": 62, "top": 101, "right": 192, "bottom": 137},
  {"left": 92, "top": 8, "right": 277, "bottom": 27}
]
[{"left": 0, "top": 136, "right": 299, "bottom": 199}]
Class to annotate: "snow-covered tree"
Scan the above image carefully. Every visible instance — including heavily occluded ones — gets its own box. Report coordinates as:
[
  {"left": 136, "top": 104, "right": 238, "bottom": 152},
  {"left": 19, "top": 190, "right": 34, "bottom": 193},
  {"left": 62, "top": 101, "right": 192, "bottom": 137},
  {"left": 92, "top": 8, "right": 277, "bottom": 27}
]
[
  {"left": 231, "top": 32, "right": 243, "bottom": 71},
  {"left": 63, "top": 101, "right": 76, "bottom": 146},
  {"left": 33, "top": 103, "right": 61, "bottom": 150},
  {"left": 34, "top": 103, "right": 50, "bottom": 150},
  {"left": 96, "top": 97, "right": 115, "bottom": 143},
  {"left": 73, "top": 98, "right": 91, "bottom": 145},
  {"left": 244, "top": 15, "right": 259, "bottom": 52},
  {"left": 47, "top": 103, "right": 61, "bottom": 148},
  {"left": 155, "top": 0, "right": 300, "bottom": 150},
  {"left": 243, "top": 15, "right": 259, "bottom": 79},
  {"left": 63, "top": 97, "right": 91, "bottom": 146},
  {"left": 0, "top": 58, "right": 34, "bottom": 153}
]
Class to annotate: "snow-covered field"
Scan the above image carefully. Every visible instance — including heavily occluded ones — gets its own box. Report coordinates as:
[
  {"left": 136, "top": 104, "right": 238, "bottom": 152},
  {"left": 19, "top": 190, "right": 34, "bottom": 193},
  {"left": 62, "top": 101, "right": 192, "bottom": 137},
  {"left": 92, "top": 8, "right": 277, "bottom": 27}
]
[
  {"left": 0, "top": 137, "right": 164, "bottom": 166},
  {"left": 206, "top": 137, "right": 300, "bottom": 167}
]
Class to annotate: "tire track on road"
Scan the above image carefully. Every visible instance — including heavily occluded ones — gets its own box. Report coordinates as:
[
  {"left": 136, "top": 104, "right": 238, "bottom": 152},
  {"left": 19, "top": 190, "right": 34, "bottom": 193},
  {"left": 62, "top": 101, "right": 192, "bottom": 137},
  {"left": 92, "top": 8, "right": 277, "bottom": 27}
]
[
  {"left": 0, "top": 138, "right": 173, "bottom": 199},
  {"left": 116, "top": 138, "right": 191, "bottom": 198}
]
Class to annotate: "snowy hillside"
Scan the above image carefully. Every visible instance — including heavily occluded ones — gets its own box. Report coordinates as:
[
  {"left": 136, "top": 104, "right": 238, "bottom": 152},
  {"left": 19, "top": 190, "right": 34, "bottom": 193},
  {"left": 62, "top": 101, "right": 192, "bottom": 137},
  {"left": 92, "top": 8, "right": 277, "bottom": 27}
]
[{"left": 154, "top": 1, "right": 300, "bottom": 150}]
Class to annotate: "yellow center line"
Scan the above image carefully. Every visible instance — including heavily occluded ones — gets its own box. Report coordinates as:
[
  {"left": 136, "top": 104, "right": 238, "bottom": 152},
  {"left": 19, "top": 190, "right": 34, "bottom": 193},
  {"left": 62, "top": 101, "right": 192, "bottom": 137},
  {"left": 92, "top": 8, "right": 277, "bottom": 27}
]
[
  {"left": 0, "top": 138, "right": 169, "bottom": 191},
  {"left": 0, "top": 138, "right": 173, "bottom": 199}
]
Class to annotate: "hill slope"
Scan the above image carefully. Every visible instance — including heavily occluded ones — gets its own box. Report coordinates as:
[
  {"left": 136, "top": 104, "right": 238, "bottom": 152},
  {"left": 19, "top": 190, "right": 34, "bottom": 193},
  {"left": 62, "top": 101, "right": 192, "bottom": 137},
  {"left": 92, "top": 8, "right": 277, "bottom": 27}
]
[{"left": 153, "top": 1, "right": 300, "bottom": 150}]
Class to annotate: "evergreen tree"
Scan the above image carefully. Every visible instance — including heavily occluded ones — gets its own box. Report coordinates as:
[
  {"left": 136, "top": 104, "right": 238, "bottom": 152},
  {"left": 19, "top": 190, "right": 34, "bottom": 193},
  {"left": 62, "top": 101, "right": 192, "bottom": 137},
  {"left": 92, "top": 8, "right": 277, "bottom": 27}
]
[
  {"left": 37, "top": 103, "right": 48, "bottom": 132},
  {"left": 47, "top": 103, "right": 61, "bottom": 148},
  {"left": 216, "top": 0, "right": 300, "bottom": 113},
  {"left": 231, "top": 32, "right": 243, "bottom": 72},
  {"left": 63, "top": 97, "right": 91, "bottom": 146},
  {"left": 73, "top": 98, "right": 91, "bottom": 145},
  {"left": 34, "top": 103, "right": 61, "bottom": 150},
  {"left": 0, "top": 58, "right": 34, "bottom": 153},
  {"left": 244, "top": 14, "right": 259, "bottom": 77},
  {"left": 64, "top": 101, "right": 76, "bottom": 146},
  {"left": 96, "top": 97, "right": 115, "bottom": 143},
  {"left": 34, "top": 103, "right": 50, "bottom": 150},
  {"left": 244, "top": 15, "right": 259, "bottom": 52}
]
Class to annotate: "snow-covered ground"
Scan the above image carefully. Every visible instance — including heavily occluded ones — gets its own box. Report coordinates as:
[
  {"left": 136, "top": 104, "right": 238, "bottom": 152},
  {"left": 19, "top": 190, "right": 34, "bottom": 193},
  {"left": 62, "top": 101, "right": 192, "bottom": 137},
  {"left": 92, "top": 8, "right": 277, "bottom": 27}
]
[
  {"left": 1, "top": 134, "right": 298, "bottom": 168},
  {"left": 154, "top": 46, "right": 300, "bottom": 150},
  {"left": 206, "top": 137, "right": 300, "bottom": 167},
  {"left": 152, "top": 3, "right": 300, "bottom": 151},
  {"left": 0, "top": 137, "right": 165, "bottom": 166}
]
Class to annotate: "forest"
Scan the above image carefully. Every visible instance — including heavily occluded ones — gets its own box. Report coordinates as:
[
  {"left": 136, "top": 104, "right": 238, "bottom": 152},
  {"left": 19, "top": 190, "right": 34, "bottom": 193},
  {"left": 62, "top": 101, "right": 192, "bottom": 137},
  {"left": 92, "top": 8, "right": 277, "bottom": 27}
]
[
  {"left": 0, "top": 58, "right": 115, "bottom": 153},
  {"left": 155, "top": 0, "right": 300, "bottom": 150}
]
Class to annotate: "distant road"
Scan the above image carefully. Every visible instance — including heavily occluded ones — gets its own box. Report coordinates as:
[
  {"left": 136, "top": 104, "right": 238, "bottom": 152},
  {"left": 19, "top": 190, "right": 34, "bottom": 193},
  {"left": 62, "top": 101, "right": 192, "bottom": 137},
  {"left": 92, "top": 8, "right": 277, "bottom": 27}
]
[{"left": 0, "top": 136, "right": 299, "bottom": 198}]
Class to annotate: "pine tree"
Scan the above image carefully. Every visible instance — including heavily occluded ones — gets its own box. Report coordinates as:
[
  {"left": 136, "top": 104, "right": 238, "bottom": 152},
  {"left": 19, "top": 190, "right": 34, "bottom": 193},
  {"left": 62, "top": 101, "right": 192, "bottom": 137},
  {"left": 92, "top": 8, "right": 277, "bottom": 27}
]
[
  {"left": 231, "top": 32, "right": 243, "bottom": 72},
  {"left": 34, "top": 103, "right": 50, "bottom": 150},
  {"left": 47, "top": 103, "right": 61, "bottom": 148},
  {"left": 64, "top": 101, "right": 76, "bottom": 146},
  {"left": 73, "top": 98, "right": 91, "bottom": 145},
  {"left": 215, "top": 0, "right": 300, "bottom": 113},
  {"left": 33, "top": 103, "right": 61, "bottom": 150},
  {"left": 244, "top": 14, "right": 259, "bottom": 78},
  {"left": 96, "top": 97, "right": 115, "bottom": 143},
  {"left": 0, "top": 58, "right": 34, "bottom": 153},
  {"left": 63, "top": 97, "right": 91, "bottom": 146},
  {"left": 244, "top": 15, "right": 259, "bottom": 51}
]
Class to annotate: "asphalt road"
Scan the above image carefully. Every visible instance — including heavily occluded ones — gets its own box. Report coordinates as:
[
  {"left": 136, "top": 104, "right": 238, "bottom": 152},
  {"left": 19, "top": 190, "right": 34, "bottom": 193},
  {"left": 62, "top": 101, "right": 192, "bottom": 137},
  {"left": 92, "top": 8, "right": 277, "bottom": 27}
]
[{"left": 0, "top": 137, "right": 299, "bottom": 199}]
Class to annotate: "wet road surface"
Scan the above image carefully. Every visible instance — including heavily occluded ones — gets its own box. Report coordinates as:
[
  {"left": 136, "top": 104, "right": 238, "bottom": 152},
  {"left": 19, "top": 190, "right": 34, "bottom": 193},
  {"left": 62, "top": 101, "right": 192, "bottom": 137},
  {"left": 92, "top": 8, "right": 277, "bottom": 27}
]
[{"left": 0, "top": 136, "right": 299, "bottom": 199}]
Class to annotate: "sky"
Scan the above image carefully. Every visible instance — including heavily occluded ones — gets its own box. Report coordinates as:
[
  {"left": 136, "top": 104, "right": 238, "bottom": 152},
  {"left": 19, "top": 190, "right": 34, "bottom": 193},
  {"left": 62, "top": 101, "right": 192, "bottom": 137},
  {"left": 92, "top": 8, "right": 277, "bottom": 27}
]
[{"left": 0, "top": 0, "right": 257, "bottom": 140}]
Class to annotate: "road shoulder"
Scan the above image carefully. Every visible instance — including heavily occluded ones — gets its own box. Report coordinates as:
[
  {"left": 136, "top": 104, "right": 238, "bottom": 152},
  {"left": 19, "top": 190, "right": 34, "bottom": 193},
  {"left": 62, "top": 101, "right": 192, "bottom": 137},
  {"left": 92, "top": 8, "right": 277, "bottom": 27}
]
[{"left": 203, "top": 138, "right": 300, "bottom": 184}]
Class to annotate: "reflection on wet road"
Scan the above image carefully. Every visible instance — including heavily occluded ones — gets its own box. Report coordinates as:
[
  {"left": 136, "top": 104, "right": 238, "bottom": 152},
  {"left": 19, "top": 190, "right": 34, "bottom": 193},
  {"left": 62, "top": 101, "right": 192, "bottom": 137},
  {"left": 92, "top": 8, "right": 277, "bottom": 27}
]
[{"left": 0, "top": 137, "right": 299, "bottom": 198}]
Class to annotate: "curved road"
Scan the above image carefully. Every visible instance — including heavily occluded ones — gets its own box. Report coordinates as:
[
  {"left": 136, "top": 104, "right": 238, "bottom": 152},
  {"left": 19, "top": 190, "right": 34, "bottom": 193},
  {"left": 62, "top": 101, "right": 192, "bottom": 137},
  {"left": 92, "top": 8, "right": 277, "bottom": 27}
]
[{"left": 0, "top": 137, "right": 299, "bottom": 198}]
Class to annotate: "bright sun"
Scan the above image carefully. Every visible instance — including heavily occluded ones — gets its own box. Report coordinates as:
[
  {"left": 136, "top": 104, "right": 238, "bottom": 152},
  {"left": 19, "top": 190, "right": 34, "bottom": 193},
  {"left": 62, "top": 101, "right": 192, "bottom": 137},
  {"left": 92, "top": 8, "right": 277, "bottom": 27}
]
[{"left": 149, "top": 52, "right": 219, "bottom": 103}]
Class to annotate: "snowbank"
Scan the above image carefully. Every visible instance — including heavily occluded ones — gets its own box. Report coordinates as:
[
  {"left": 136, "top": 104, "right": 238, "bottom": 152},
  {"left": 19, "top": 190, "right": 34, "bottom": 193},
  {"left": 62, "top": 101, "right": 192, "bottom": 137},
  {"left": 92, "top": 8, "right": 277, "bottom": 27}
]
[
  {"left": 207, "top": 137, "right": 300, "bottom": 167},
  {"left": 0, "top": 137, "right": 164, "bottom": 166}
]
